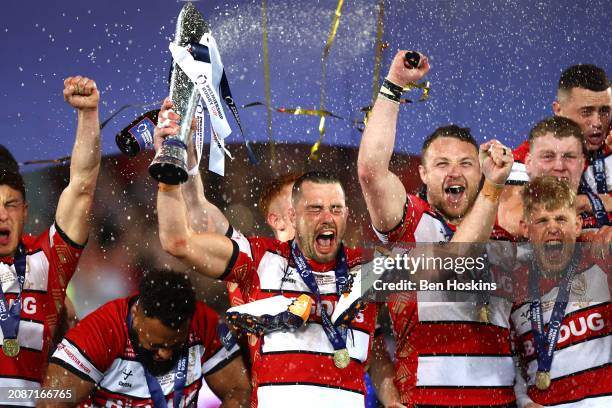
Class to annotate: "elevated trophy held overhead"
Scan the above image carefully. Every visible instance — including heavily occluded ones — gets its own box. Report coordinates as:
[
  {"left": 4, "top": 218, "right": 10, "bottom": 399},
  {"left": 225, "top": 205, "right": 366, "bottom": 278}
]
[{"left": 149, "top": 2, "right": 208, "bottom": 184}]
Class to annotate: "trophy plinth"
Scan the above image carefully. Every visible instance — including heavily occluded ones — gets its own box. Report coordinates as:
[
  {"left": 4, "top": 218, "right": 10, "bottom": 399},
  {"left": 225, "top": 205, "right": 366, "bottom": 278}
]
[{"left": 149, "top": 139, "right": 189, "bottom": 184}]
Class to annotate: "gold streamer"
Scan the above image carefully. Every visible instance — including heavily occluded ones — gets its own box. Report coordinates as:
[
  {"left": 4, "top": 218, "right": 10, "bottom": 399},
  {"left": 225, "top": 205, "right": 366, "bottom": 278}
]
[
  {"left": 241, "top": 102, "right": 345, "bottom": 119},
  {"left": 309, "top": 0, "right": 345, "bottom": 161},
  {"left": 371, "top": 0, "right": 386, "bottom": 105},
  {"left": 403, "top": 81, "right": 430, "bottom": 102},
  {"left": 261, "top": 0, "right": 276, "bottom": 165},
  {"left": 359, "top": 0, "right": 387, "bottom": 133}
]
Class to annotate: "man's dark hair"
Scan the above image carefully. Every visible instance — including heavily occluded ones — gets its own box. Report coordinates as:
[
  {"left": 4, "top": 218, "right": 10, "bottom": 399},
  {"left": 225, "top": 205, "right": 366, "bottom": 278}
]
[
  {"left": 292, "top": 171, "right": 345, "bottom": 206},
  {"left": 558, "top": 64, "right": 610, "bottom": 93},
  {"left": 529, "top": 116, "right": 586, "bottom": 156},
  {"left": 421, "top": 125, "right": 478, "bottom": 162},
  {"left": 0, "top": 144, "right": 26, "bottom": 200},
  {"left": 138, "top": 269, "right": 196, "bottom": 329}
]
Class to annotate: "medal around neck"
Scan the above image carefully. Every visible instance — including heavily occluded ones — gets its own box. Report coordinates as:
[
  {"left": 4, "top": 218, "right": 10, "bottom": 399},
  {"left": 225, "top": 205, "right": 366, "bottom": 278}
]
[
  {"left": 3, "top": 338, "right": 20, "bottom": 357},
  {"left": 333, "top": 348, "right": 350, "bottom": 369},
  {"left": 478, "top": 304, "right": 490, "bottom": 324},
  {"left": 149, "top": 2, "right": 209, "bottom": 185},
  {"left": 535, "top": 371, "right": 551, "bottom": 390}
]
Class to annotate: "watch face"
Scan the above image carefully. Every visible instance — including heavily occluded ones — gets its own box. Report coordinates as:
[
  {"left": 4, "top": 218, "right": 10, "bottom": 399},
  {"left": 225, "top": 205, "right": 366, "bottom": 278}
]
[{"left": 405, "top": 51, "right": 421, "bottom": 68}]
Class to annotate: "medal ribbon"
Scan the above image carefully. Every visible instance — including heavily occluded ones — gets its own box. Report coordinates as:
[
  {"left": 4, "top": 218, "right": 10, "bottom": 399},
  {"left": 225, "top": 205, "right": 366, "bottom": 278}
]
[
  {"left": 0, "top": 243, "right": 26, "bottom": 343},
  {"left": 579, "top": 176, "right": 610, "bottom": 227},
  {"left": 527, "top": 247, "right": 581, "bottom": 375},
  {"left": 126, "top": 301, "right": 188, "bottom": 408},
  {"left": 591, "top": 149, "right": 608, "bottom": 194},
  {"left": 169, "top": 34, "right": 231, "bottom": 176},
  {"left": 290, "top": 240, "right": 348, "bottom": 353}
]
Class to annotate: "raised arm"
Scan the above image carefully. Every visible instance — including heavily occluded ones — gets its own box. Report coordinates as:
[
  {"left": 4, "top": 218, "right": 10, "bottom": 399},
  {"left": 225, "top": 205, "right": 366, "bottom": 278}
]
[
  {"left": 357, "top": 50, "right": 429, "bottom": 232},
  {"left": 155, "top": 98, "right": 230, "bottom": 234},
  {"left": 451, "top": 140, "right": 513, "bottom": 242},
  {"left": 54, "top": 76, "right": 101, "bottom": 245},
  {"left": 157, "top": 182, "right": 235, "bottom": 279},
  {"left": 37, "top": 363, "right": 95, "bottom": 407}
]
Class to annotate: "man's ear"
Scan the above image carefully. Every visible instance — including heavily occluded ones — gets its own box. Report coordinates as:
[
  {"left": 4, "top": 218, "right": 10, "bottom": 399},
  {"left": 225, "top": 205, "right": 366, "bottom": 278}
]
[
  {"left": 22, "top": 202, "right": 28, "bottom": 224},
  {"left": 525, "top": 152, "right": 532, "bottom": 175},
  {"left": 418, "top": 164, "right": 427, "bottom": 185},
  {"left": 267, "top": 212, "right": 285, "bottom": 231},
  {"left": 288, "top": 207, "right": 296, "bottom": 228},
  {"left": 575, "top": 213, "right": 582, "bottom": 237},
  {"left": 552, "top": 100, "right": 561, "bottom": 116}
]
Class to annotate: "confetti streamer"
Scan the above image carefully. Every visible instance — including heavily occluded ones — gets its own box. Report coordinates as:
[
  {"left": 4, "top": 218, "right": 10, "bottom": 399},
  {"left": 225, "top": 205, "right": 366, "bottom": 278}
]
[
  {"left": 308, "top": 0, "right": 345, "bottom": 161},
  {"left": 20, "top": 100, "right": 163, "bottom": 167},
  {"left": 261, "top": 0, "right": 276, "bottom": 165}
]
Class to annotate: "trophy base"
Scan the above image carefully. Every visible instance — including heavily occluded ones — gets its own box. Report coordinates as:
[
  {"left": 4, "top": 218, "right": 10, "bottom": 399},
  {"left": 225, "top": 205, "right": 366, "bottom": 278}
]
[
  {"left": 149, "top": 158, "right": 188, "bottom": 185},
  {"left": 149, "top": 140, "right": 188, "bottom": 185}
]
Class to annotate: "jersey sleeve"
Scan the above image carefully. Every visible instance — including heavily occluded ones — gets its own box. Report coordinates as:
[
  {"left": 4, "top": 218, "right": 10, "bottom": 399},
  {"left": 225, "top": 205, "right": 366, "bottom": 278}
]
[
  {"left": 50, "top": 300, "right": 125, "bottom": 384},
  {"left": 196, "top": 304, "right": 241, "bottom": 376},
  {"left": 226, "top": 225, "right": 253, "bottom": 259},
  {"left": 373, "top": 194, "right": 425, "bottom": 244},
  {"left": 47, "top": 221, "right": 86, "bottom": 285}
]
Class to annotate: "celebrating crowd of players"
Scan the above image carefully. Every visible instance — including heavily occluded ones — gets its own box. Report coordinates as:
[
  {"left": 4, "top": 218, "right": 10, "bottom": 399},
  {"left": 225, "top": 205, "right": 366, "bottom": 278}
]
[{"left": 0, "top": 49, "right": 610, "bottom": 408}]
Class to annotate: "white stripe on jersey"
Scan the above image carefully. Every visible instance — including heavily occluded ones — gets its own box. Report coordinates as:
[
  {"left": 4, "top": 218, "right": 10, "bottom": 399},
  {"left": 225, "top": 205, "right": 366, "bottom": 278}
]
[
  {"left": 416, "top": 292, "right": 512, "bottom": 328},
  {"left": 100, "top": 359, "right": 150, "bottom": 398},
  {"left": 414, "top": 212, "right": 448, "bottom": 243},
  {"left": 540, "top": 395, "right": 612, "bottom": 408},
  {"left": 262, "top": 323, "right": 370, "bottom": 362},
  {"left": 54, "top": 340, "right": 104, "bottom": 383},
  {"left": 512, "top": 265, "right": 611, "bottom": 337},
  {"left": 507, "top": 161, "right": 529, "bottom": 184},
  {"left": 525, "top": 334, "right": 612, "bottom": 382},
  {"left": 1, "top": 251, "right": 49, "bottom": 293},
  {"left": 416, "top": 355, "right": 515, "bottom": 387},
  {"left": 54, "top": 340, "right": 238, "bottom": 400},
  {"left": 49, "top": 224, "right": 57, "bottom": 248},
  {"left": 0, "top": 378, "right": 40, "bottom": 406},
  {"left": 257, "top": 251, "right": 360, "bottom": 295},
  {"left": 257, "top": 384, "right": 364, "bottom": 408},
  {"left": 0, "top": 320, "right": 44, "bottom": 351},
  {"left": 202, "top": 343, "right": 240, "bottom": 375},
  {"left": 230, "top": 227, "right": 252, "bottom": 258}
]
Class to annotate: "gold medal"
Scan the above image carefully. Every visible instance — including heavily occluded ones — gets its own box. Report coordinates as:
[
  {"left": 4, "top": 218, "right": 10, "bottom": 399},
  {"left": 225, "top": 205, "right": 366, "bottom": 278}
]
[
  {"left": 333, "top": 348, "right": 350, "bottom": 369},
  {"left": 3, "top": 338, "right": 20, "bottom": 357},
  {"left": 478, "top": 304, "right": 490, "bottom": 324},
  {"left": 535, "top": 371, "right": 551, "bottom": 390}
]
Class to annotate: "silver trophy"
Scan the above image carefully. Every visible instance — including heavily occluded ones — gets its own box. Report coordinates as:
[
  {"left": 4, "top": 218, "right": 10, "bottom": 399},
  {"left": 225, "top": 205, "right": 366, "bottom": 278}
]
[{"left": 149, "top": 2, "right": 208, "bottom": 184}]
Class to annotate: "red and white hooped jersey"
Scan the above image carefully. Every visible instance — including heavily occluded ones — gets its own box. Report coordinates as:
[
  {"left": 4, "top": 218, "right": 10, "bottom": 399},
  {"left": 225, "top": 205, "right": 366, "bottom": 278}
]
[
  {"left": 511, "top": 259, "right": 612, "bottom": 407},
  {"left": 51, "top": 296, "right": 240, "bottom": 407},
  {"left": 376, "top": 194, "right": 517, "bottom": 407},
  {"left": 222, "top": 236, "right": 378, "bottom": 407},
  {"left": 0, "top": 223, "right": 83, "bottom": 406}
]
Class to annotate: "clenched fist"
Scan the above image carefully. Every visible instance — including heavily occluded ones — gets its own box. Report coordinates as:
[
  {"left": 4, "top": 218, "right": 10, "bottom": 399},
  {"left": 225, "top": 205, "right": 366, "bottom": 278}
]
[
  {"left": 63, "top": 76, "right": 99, "bottom": 111},
  {"left": 386, "top": 50, "right": 430, "bottom": 87}
]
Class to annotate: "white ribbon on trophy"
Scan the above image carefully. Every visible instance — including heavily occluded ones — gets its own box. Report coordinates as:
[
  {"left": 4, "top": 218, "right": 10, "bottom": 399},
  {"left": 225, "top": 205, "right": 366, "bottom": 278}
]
[{"left": 169, "top": 32, "right": 233, "bottom": 176}]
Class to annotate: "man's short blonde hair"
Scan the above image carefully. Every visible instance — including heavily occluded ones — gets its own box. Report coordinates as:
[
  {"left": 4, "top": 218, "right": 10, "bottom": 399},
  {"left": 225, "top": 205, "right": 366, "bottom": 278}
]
[{"left": 522, "top": 176, "right": 576, "bottom": 219}]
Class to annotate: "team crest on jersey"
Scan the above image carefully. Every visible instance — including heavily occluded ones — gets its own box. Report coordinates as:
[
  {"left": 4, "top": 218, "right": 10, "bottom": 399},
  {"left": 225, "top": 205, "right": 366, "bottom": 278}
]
[{"left": 571, "top": 273, "right": 587, "bottom": 297}]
